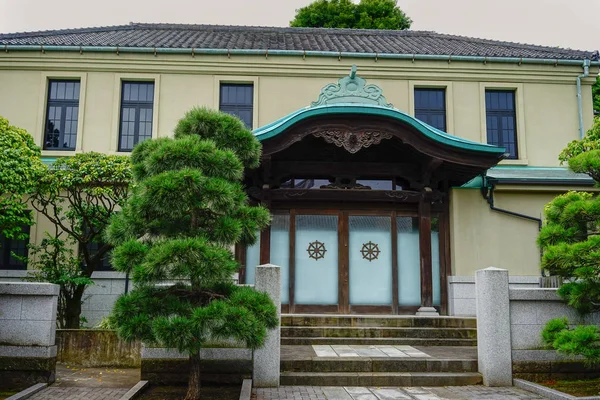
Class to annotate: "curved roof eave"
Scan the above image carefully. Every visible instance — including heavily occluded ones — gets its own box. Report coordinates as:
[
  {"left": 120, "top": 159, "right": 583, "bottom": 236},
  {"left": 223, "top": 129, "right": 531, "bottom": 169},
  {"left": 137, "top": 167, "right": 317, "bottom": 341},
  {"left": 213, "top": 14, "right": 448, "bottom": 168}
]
[{"left": 253, "top": 103, "right": 506, "bottom": 156}]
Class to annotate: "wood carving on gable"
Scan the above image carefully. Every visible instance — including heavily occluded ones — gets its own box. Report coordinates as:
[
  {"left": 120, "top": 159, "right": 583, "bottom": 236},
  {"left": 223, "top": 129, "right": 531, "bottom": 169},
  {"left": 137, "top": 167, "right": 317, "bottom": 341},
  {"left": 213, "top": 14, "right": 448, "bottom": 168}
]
[{"left": 312, "top": 129, "right": 393, "bottom": 154}]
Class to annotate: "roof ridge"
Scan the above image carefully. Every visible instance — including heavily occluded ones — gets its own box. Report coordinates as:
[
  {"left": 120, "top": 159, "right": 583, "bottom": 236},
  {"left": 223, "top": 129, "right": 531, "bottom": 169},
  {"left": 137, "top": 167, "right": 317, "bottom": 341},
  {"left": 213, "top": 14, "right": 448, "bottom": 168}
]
[
  {"left": 0, "top": 24, "right": 135, "bottom": 39},
  {"left": 0, "top": 23, "right": 596, "bottom": 61},
  {"left": 421, "top": 30, "right": 594, "bottom": 57}
]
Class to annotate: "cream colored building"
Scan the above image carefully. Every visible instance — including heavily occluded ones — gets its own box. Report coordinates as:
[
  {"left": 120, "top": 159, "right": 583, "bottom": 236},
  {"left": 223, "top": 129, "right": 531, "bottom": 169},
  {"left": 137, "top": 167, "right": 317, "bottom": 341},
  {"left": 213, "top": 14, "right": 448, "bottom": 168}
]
[{"left": 0, "top": 24, "right": 598, "bottom": 322}]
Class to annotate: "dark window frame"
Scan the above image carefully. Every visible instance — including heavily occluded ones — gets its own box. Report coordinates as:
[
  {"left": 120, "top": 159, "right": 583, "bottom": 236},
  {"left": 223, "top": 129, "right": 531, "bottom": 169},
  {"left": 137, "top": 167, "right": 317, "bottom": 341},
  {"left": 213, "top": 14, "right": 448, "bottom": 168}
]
[
  {"left": 219, "top": 83, "right": 254, "bottom": 129},
  {"left": 414, "top": 88, "right": 447, "bottom": 132},
  {"left": 81, "top": 224, "right": 113, "bottom": 272},
  {"left": 0, "top": 225, "right": 30, "bottom": 270},
  {"left": 44, "top": 79, "right": 81, "bottom": 151},
  {"left": 118, "top": 81, "right": 155, "bottom": 152},
  {"left": 485, "top": 89, "right": 518, "bottom": 159}
]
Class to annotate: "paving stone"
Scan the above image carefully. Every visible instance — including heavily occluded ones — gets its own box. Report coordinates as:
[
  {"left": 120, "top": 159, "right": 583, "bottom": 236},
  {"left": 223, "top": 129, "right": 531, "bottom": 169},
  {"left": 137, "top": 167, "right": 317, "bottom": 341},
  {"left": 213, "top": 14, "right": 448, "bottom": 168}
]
[
  {"left": 331, "top": 345, "right": 360, "bottom": 357},
  {"left": 313, "top": 345, "right": 338, "bottom": 357},
  {"left": 27, "top": 387, "right": 128, "bottom": 400},
  {"left": 252, "top": 386, "right": 546, "bottom": 399},
  {"left": 368, "top": 387, "right": 412, "bottom": 400}
]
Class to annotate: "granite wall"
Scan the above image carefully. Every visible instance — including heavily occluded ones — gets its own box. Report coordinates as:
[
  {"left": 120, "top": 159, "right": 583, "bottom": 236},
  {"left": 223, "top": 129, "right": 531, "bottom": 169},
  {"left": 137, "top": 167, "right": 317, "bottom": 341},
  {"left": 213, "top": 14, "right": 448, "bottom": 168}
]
[{"left": 0, "top": 282, "right": 59, "bottom": 390}]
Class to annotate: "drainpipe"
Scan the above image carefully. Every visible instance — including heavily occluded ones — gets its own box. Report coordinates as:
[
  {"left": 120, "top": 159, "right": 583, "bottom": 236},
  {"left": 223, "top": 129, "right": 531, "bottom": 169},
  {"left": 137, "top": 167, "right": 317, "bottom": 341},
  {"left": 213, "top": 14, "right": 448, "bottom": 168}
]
[
  {"left": 577, "top": 59, "right": 591, "bottom": 139},
  {"left": 480, "top": 178, "right": 542, "bottom": 231}
]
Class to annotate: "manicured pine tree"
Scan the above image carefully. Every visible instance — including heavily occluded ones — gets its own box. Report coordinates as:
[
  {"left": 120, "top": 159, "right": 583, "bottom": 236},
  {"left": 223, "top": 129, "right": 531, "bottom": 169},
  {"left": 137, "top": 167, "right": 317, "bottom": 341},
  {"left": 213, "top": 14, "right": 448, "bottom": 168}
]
[
  {"left": 106, "top": 108, "right": 276, "bottom": 400},
  {"left": 539, "top": 117, "right": 600, "bottom": 362}
]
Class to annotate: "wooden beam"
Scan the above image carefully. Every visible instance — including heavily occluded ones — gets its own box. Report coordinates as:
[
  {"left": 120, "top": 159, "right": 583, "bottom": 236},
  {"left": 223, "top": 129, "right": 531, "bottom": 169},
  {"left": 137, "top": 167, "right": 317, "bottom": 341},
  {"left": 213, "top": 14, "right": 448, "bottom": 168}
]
[
  {"left": 271, "top": 161, "right": 420, "bottom": 179},
  {"left": 419, "top": 188, "right": 433, "bottom": 309}
]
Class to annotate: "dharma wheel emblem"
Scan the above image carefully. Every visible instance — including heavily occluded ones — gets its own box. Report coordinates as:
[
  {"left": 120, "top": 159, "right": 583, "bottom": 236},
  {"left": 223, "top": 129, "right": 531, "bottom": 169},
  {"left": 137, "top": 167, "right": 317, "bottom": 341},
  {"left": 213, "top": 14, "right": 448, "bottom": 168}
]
[
  {"left": 361, "top": 241, "right": 380, "bottom": 262},
  {"left": 307, "top": 240, "right": 327, "bottom": 260}
]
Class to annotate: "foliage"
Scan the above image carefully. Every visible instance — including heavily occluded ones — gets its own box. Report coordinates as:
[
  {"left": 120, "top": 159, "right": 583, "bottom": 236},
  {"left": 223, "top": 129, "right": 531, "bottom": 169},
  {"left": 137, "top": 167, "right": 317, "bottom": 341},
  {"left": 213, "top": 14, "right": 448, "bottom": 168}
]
[
  {"left": 540, "top": 117, "right": 600, "bottom": 363},
  {"left": 593, "top": 75, "right": 600, "bottom": 115},
  {"left": 542, "top": 318, "right": 600, "bottom": 365},
  {"left": 290, "top": 0, "right": 411, "bottom": 30},
  {"left": 559, "top": 117, "right": 600, "bottom": 170},
  {"left": 0, "top": 117, "right": 44, "bottom": 240},
  {"left": 28, "top": 152, "right": 132, "bottom": 329},
  {"left": 25, "top": 230, "right": 94, "bottom": 329},
  {"left": 95, "top": 315, "right": 116, "bottom": 329},
  {"left": 107, "top": 107, "right": 275, "bottom": 400}
]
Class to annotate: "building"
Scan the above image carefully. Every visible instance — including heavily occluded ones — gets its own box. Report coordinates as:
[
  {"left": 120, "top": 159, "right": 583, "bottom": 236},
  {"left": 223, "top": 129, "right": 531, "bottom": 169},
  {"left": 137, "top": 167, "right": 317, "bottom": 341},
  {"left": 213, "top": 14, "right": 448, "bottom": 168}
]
[{"left": 0, "top": 24, "right": 598, "bottom": 323}]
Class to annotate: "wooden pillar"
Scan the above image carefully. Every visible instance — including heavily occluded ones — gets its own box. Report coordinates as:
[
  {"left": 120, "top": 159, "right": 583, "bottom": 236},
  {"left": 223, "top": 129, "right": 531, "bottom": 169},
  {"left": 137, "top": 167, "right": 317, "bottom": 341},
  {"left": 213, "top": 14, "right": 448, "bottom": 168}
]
[{"left": 417, "top": 187, "right": 438, "bottom": 316}]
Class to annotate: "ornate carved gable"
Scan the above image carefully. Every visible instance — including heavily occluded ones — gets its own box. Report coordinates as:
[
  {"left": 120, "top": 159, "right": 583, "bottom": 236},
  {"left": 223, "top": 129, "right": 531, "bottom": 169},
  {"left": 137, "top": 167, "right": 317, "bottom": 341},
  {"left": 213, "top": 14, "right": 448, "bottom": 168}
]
[
  {"left": 311, "top": 129, "right": 393, "bottom": 154},
  {"left": 311, "top": 65, "right": 393, "bottom": 108}
]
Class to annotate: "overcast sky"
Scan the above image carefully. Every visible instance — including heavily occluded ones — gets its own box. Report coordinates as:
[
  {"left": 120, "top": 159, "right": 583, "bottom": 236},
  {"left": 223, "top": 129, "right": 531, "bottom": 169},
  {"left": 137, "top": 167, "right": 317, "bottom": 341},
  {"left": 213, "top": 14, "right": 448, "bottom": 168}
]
[{"left": 1, "top": 0, "right": 598, "bottom": 52}]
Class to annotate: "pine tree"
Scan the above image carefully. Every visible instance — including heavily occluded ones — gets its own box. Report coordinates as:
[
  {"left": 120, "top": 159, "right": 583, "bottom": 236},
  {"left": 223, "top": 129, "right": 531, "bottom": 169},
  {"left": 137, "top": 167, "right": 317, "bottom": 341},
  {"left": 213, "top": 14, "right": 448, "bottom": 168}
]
[
  {"left": 539, "top": 117, "right": 600, "bottom": 362},
  {"left": 106, "top": 108, "right": 276, "bottom": 400}
]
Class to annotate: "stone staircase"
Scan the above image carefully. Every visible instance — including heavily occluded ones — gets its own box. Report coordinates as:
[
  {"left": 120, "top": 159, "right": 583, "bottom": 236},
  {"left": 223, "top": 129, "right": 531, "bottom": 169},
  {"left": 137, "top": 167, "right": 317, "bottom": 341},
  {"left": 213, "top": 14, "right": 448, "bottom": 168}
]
[{"left": 280, "top": 314, "right": 481, "bottom": 386}]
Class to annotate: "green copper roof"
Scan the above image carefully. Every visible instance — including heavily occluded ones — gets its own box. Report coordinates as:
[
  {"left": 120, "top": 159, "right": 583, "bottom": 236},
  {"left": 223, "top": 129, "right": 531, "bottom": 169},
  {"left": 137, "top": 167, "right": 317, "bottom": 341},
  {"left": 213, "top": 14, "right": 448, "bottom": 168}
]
[
  {"left": 459, "top": 166, "right": 595, "bottom": 188},
  {"left": 41, "top": 157, "right": 57, "bottom": 165},
  {"left": 253, "top": 66, "right": 505, "bottom": 155},
  {"left": 253, "top": 103, "right": 506, "bottom": 155}
]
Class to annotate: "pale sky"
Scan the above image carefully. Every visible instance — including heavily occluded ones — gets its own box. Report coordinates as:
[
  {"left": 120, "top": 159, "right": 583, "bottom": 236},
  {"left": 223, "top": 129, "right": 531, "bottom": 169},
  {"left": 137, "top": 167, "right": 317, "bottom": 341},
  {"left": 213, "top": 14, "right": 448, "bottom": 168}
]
[{"left": 0, "top": 0, "right": 598, "bottom": 52}]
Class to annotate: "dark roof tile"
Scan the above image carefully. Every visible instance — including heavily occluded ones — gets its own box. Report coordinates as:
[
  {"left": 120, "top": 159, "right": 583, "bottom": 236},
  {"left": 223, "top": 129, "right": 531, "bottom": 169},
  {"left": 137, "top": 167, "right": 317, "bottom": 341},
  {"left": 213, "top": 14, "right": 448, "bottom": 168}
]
[{"left": 0, "top": 23, "right": 596, "bottom": 61}]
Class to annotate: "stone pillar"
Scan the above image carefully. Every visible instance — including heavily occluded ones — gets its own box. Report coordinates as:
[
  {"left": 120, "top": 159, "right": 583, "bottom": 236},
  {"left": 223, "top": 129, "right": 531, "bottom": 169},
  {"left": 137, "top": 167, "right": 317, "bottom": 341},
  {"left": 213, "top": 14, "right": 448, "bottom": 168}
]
[
  {"left": 0, "top": 282, "right": 59, "bottom": 390},
  {"left": 475, "top": 267, "right": 512, "bottom": 386},
  {"left": 253, "top": 264, "right": 281, "bottom": 388}
]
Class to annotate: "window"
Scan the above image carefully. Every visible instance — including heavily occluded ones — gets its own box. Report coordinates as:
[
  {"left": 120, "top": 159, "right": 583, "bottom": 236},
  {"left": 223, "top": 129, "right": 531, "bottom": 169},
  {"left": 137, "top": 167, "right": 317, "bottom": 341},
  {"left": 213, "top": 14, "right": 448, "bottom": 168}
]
[
  {"left": 85, "top": 239, "right": 113, "bottom": 271},
  {"left": 44, "top": 80, "right": 80, "bottom": 150},
  {"left": 0, "top": 225, "right": 30, "bottom": 270},
  {"left": 119, "top": 81, "right": 155, "bottom": 152},
  {"left": 219, "top": 83, "right": 254, "bottom": 128},
  {"left": 414, "top": 88, "right": 446, "bottom": 132},
  {"left": 486, "top": 90, "right": 518, "bottom": 159}
]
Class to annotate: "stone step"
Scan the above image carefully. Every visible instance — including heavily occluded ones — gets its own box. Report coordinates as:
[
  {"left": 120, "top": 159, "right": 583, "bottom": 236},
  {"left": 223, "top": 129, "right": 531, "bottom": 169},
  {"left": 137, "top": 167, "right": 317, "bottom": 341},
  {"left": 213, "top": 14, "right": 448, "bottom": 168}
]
[
  {"left": 280, "top": 371, "right": 482, "bottom": 386},
  {"left": 282, "top": 326, "right": 477, "bottom": 339},
  {"left": 281, "top": 358, "right": 478, "bottom": 373},
  {"left": 282, "top": 315, "right": 477, "bottom": 329},
  {"left": 281, "top": 337, "right": 477, "bottom": 346}
]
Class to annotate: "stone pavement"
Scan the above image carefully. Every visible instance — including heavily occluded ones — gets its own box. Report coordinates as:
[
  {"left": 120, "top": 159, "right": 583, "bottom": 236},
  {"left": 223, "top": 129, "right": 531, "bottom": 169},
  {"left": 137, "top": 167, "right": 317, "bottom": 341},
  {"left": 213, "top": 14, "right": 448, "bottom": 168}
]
[
  {"left": 26, "top": 364, "right": 139, "bottom": 400},
  {"left": 251, "top": 386, "right": 546, "bottom": 399},
  {"left": 312, "top": 345, "right": 431, "bottom": 358},
  {"left": 281, "top": 346, "right": 477, "bottom": 361},
  {"left": 28, "top": 387, "right": 128, "bottom": 400}
]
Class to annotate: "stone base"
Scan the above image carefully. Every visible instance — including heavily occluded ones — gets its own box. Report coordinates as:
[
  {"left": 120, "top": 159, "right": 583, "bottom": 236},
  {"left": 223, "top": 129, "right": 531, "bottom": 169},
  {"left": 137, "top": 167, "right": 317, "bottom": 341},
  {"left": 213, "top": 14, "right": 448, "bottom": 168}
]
[
  {"left": 513, "top": 360, "right": 600, "bottom": 382},
  {"left": 0, "top": 356, "right": 56, "bottom": 390},
  {"left": 141, "top": 358, "right": 252, "bottom": 385},
  {"left": 415, "top": 307, "right": 440, "bottom": 316}
]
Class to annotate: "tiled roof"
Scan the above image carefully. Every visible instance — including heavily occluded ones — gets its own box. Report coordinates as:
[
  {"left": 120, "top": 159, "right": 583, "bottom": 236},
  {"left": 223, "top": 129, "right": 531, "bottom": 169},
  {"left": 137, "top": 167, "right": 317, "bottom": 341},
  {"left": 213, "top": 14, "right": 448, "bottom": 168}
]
[
  {"left": 488, "top": 167, "right": 595, "bottom": 185},
  {"left": 0, "top": 23, "right": 597, "bottom": 61}
]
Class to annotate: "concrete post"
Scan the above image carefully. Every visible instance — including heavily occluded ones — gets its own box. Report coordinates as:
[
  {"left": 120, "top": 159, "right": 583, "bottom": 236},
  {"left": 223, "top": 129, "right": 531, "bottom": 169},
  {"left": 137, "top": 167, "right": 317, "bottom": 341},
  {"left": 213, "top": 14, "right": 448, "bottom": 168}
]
[
  {"left": 0, "top": 282, "right": 59, "bottom": 389},
  {"left": 475, "top": 267, "right": 512, "bottom": 386},
  {"left": 252, "top": 264, "right": 281, "bottom": 388}
]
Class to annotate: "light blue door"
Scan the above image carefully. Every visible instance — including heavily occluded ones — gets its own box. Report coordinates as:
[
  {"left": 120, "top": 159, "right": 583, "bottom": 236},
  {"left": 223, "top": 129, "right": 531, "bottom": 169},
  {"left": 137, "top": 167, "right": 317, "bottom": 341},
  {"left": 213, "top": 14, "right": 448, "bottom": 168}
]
[
  {"left": 244, "top": 214, "right": 290, "bottom": 304},
  {"left": 349, "top": 215, "right": 393, "bottom": 305},
  {"left": 397, "top": 216, "right": 441, "bottom": 306},
  {"left": 295, "top": 214, "right": 339, "bottom": 305}
]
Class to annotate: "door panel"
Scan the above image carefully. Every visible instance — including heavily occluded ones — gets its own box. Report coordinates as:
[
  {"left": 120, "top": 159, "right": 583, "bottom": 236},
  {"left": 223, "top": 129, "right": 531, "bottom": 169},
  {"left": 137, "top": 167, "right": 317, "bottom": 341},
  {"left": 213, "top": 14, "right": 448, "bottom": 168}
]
[
  {"left": 348, "top": 215, "right": 392, "bottom": 305},
  {"left": 244, "top": 215, "right": 290, "bottom": 305},
  {"left": 271, "top": 215, "right": 291, "bottom": 304},
  {"left": 295, "top": 214, "right": 339, "bottom": 305},
  {"left": 397, "top": 216, "right": 421, "bottom": 306}
]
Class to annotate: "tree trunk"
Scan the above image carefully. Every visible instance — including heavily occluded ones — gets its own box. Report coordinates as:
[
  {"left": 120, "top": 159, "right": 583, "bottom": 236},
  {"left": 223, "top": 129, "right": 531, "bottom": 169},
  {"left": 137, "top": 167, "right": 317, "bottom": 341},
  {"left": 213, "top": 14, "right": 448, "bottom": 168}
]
[
  {"left": 185, "top": 353, "right": 202, "bottom": 400},
  {"left": 63, "top": 285, "right": 85, "bottom": 329}
]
